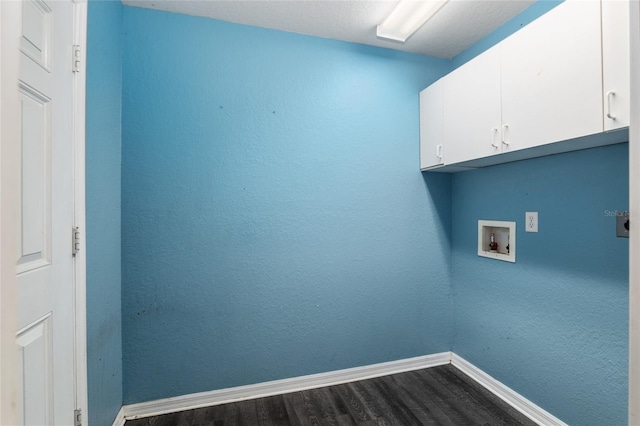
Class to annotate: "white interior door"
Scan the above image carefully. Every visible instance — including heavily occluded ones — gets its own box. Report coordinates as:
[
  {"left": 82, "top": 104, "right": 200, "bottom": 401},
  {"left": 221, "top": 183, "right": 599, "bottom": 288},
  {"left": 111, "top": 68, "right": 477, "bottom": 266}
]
[{"left": 16, "top": 0, "right": 76, "bottom": 424}]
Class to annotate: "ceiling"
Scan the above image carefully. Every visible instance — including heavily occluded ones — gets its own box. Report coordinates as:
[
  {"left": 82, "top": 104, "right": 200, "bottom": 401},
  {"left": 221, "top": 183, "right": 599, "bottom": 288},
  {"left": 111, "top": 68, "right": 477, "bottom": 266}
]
[{"left": 121, "top": 0, "right": 535, "bottom": 59}]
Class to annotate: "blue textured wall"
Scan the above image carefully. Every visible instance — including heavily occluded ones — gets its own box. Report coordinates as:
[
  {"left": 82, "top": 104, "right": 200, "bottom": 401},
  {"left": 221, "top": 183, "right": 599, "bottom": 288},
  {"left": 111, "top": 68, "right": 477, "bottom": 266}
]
[
  {"left": 450, "top": 3, "right": 629, "bottom": 424},
  {"left": 452, "top": 144, "right": 629, "bottom": 425},
  {"left": 86, "top": 1, "right": 123, "bottom": 424},
  {"left": 121, "top": 7, "right": 452, "bottom": 404}
]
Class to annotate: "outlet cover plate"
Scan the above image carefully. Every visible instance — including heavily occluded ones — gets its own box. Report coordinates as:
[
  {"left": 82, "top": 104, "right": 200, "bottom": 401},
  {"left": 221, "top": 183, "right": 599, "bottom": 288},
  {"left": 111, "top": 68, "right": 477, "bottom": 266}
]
[
  {"left": 526, "top": 212, "right": 538, "bottom": 233},
  {"left": 616, "top": 211, "right": 629, "bottom": 238}
]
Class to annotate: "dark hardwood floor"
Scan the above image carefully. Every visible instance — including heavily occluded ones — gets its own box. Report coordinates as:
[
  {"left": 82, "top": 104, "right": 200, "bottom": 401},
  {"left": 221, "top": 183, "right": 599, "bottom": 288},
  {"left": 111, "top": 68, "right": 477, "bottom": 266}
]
[{"left": 126, "top": 364, "right": 537, "bottom": 426}]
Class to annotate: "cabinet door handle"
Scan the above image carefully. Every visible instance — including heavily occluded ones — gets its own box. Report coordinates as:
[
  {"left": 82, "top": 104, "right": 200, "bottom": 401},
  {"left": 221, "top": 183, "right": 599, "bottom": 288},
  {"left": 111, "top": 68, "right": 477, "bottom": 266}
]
[
  {"left": 501, "top": 124, "right": 510, "bottom": 146},
  {"left": 606, "top": 91, "right": 616, "bottom": 120},
  {"left": 436, "top": 144, "right": 443, "bottom": 160},
  {"left": 491, "top": 128, "right": 499, "bottom": 148}
]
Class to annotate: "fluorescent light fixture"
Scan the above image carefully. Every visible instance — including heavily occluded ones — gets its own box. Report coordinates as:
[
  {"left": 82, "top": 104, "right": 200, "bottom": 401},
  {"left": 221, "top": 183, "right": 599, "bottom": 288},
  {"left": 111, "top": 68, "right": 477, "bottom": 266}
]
[{"left": 377, "top": 0, "right": 449, "bottom": 43}]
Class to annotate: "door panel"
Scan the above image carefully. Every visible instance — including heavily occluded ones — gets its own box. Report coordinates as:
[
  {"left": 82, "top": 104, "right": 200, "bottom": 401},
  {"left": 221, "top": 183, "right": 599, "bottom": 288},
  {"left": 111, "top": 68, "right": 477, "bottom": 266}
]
[
  {"left": 20, "top": 0, "right": 51, "bottom": 71},
  {"left": 17, "top": 315, "right": 53, "bottom": 426},
  {"left": 18, "top": 83, "right": 51, "bottom": 273}
]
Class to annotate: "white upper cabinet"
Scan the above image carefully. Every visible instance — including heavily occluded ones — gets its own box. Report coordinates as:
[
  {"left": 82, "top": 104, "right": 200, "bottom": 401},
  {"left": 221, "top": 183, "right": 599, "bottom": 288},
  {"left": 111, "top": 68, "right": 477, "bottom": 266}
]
[
  {"left": 602, "top": 0, "right": 630, "bottom": 130},
  {"left": 419, "top": 0, "right": 631, "bottom": 172},
  {"left": 444, "top": 46, "right": 502, "bottom": 164},
  {"left": 500, "top": 0, "right": 603, "bottom": 153},
  {"left": 419, "top": 80, "right": 444, "bottom": 170}
]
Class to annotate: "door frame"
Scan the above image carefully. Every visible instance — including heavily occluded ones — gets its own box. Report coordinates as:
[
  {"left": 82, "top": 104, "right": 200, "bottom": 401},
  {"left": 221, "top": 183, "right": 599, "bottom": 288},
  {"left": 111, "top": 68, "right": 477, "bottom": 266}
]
[
  {"left": 0, "top": 0, "right": 88, "bottom": 423},
  {"left": 629, "top": 0, "right": 640, "bottom": 423},
  {"left": 72, "top": 1, "right": 89, "bottom": 422}
]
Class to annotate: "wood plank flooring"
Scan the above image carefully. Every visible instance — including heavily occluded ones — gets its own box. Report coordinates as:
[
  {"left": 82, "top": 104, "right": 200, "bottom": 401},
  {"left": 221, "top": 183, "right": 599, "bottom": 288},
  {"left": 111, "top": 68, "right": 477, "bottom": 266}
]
[{"left": 125, "top": 364, "right": 537, "bottom": 426}]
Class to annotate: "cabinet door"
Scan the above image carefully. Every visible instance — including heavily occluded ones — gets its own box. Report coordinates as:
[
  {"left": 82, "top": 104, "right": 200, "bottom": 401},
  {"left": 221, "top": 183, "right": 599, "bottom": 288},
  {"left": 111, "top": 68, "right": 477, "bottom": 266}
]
[
  {"left": 602, "top": 0, "right": 630, "bottom": 130},
  {"left": 444, "top": 45, "right": 502, "bottom": 164},
  {"left": 500, "top": 0, "right": 603, "bottom": 152},
  {"left": 419, "top": 81, "right": 444, "bottom": 169}
]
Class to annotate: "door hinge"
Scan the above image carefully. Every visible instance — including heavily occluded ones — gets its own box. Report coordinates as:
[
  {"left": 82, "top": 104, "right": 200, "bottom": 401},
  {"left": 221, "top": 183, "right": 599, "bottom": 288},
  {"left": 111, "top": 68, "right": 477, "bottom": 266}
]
[
  {"left": 72, "top": 227, "right": 80, "bottom": 256},
  {"left": 72, "top": 45, "right": 81, "bottom": 73},
  {"left": 74, "top": 409, "right": 82, "bottom": 426}
]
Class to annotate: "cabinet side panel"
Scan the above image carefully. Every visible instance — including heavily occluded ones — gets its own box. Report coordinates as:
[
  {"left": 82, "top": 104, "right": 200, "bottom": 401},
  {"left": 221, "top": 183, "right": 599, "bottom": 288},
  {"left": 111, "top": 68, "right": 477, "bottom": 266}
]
[
  {"left": 602, "top": 0, "right": 630, "bottom": 130},
  {"left": 420, "top": 82, "right": 444, "bottom": 169}
]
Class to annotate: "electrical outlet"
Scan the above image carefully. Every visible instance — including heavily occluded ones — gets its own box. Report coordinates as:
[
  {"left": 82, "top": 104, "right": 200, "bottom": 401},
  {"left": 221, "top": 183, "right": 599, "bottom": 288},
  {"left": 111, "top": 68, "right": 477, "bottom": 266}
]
[{"left": 526, "top": 212, "right": 538, "bottom": 233}]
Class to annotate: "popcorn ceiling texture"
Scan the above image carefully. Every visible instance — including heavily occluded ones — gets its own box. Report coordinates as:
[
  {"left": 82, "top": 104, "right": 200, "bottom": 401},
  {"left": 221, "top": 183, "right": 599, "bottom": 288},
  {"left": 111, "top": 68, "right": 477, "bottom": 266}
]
[{"left": 121, "top": 0, "right": 534, "bottom": 59}]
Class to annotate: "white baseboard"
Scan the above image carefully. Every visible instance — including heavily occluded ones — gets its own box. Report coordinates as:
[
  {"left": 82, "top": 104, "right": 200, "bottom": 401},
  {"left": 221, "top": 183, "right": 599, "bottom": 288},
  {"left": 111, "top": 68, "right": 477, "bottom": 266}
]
[
  {"left": 117, "top": 352, "right": 566, "bottom": 426},
  {"left": 120, "top": 352, "right": 451, "bottom": 421},
  {"left": 111, "top": 406, "right": 125, "bottom": 426},
  {"left": 450, "top": 353, "right": 568, "bottom": 426}
]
